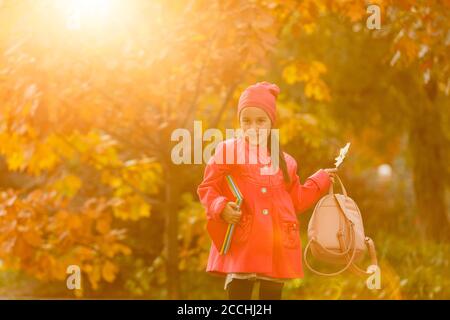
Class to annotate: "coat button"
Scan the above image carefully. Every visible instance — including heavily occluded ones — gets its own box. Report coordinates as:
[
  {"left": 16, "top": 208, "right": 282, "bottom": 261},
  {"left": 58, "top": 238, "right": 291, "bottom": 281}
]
[
  {"left": 261, "top": 187, "right": 267, "bottom": 193},
  {"left": 262, "top": 209, "right": 269, "bottom": 215}
]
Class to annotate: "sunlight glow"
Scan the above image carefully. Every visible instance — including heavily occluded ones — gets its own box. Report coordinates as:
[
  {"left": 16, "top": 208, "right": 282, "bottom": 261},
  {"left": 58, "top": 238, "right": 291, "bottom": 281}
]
[
  {"left": 63, "top": 0, "right": 115, "bottom": 30},
  {"left": 377, "top": 164, "right": 392, "bottom": 178}
]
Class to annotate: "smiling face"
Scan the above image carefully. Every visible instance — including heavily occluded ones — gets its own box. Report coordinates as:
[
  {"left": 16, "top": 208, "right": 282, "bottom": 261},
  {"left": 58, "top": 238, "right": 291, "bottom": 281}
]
[{"left": 239, "top": 106, "right": 272, "bottom": 146}]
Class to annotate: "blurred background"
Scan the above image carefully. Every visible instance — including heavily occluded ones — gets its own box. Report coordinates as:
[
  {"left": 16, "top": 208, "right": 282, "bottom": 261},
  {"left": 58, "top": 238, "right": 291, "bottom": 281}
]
[{"left": 0, "top": 0, "right": 448, "bottom": 299}]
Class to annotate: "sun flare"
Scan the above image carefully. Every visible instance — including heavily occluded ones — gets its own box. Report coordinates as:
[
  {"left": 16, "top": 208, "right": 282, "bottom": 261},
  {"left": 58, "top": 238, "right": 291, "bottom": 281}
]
[{"left": 62, "top": 0, "right": 116, "bottom": 30}]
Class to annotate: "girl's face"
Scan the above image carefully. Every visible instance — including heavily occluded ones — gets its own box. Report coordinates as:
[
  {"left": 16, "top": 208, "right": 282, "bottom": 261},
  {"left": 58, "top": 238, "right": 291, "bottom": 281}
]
[{"left": 239, "top": 106, "right": 272, "bottom": 146}]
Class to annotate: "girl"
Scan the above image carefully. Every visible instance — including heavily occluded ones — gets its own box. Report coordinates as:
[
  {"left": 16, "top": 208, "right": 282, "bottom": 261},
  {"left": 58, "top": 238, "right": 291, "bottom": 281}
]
[{"left": 197, "top": 81, "right": 337, "bottom": 300}]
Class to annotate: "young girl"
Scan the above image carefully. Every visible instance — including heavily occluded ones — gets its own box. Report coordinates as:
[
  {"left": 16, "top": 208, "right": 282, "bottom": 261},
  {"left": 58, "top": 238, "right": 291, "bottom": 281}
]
[{"left": 197, "top": 81, "right": 337, "bottom": 300}]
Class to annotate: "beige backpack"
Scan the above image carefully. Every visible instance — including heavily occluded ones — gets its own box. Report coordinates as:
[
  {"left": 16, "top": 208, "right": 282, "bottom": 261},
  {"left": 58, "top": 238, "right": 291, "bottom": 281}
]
[{"left": 304, "top": 174, "right": 378, "bottom": 276}]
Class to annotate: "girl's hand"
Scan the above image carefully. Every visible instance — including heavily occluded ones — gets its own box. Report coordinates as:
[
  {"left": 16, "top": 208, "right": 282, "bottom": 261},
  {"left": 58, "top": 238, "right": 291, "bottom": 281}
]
[
  {"left": 220, "top": 202, "right": 242, "bottom": 224},
  {"left": 323, "top": 168, "right": 338, "bottom": 183}
]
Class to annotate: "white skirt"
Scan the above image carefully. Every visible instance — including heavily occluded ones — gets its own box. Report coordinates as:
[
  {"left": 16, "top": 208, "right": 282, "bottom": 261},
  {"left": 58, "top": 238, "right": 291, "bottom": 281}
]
[{"left": 224, "top": 273, "right": 286, "bottom": 290}]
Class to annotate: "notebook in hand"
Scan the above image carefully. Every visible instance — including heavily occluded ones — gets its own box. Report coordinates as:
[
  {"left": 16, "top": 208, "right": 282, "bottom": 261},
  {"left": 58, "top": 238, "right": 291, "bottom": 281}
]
[{"left": 206, "top": 175, "right": 244, "bottom": 255}]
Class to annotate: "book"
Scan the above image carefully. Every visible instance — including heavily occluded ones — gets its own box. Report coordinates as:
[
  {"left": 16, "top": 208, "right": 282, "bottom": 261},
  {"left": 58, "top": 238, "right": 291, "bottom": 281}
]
[{"left": 206, "top": 174, "right": 244, "bottom": 255}]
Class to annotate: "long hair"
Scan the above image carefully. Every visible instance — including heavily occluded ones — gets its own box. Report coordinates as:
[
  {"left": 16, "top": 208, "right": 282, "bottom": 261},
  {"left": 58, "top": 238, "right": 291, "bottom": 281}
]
[{"left": 268, "top": 130, "right": 290, "bottom": 184}]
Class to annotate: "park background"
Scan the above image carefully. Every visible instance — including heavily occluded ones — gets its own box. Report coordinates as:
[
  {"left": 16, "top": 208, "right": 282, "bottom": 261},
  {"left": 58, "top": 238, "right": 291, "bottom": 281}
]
[{"left": 0, "top": 0, "right": 448, "bottom": 299}]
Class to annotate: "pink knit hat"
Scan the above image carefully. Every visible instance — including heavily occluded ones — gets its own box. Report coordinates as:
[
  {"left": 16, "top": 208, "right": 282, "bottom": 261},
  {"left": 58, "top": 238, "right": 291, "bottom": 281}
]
[{"left": 237, "top": 81, "right": 280, "bottom": 124}]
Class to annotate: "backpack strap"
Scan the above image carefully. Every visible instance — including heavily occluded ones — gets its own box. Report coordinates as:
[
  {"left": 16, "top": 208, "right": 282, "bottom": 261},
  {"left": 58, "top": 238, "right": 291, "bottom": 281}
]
[
  {"left": 333, "top": 191, "right": 379, "bottom": 276},
  {"left": 347, "top": 237, "right": 378, "bottom": 276},
  {"left": 328, "top": 173, "right": 348, "bottom": 197}
]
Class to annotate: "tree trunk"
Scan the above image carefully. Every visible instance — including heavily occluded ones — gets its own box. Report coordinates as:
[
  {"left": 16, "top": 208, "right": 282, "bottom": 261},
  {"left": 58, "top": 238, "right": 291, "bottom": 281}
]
[
  {"left": 164, "top": 165, "right": 180, "bottom": 299},
  {"left": 407, "top": 82, "right": 450, "bottom": 240}
]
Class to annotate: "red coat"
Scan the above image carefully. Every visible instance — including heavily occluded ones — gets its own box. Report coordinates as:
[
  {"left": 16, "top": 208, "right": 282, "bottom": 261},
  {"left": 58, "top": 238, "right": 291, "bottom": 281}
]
[{"left": 197, "top": 137, "right": 331, "bottom": 279}]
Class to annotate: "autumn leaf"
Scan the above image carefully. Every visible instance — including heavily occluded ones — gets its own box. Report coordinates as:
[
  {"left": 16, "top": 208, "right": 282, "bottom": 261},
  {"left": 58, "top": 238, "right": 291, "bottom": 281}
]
[
  {"left": 102, "top": 260, "right": 118, "bottom": 283},
  {"left": 23, "top": 230, "right": 43, "bottom": 247},
  {"left": 87, "top": 265, "right": 101, "bottom": 290},
  {"left": 282, "top": 60, "right": 331, "bottom": 101},
  {"left": 346, "top": 2, "right": 366, "bottom": 22},
  {"left": 334, "top": 142, "right": 351, "bottom": 168},
  {"left": 51, "top": 174, "right": 82, "bottom": 198},
  {"left": 95, "top": 213, "right": 112, "bottom": 235}
]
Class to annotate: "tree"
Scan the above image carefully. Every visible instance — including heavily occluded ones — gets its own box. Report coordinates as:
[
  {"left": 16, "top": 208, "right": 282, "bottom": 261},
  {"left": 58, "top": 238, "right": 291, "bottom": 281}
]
[
  {"left": 0, "top": 0, "right": 289, "bottom": 297},
  {"left": 275, "top": 0, "right": 450, "bottom": 240}
]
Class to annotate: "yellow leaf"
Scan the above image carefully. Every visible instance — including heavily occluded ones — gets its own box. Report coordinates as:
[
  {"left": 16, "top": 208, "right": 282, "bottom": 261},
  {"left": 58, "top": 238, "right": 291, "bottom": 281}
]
[
  {"left": 96, "top": 214, "right": 112, "bottom": 234},
  {"left": 102, "top": 260, "right": 118, "bottom": 283},
  {"left": 302, "top": 23, "right": 316, "bottom": 34},
  {"left": 23, "top": 230, "right": 43, "bottom": 247},
  {"left": 347, "top": 2, "right": 366, "bottom": 22},
  {"left": 112, "top": 243, "right": 132, "bottom": 256},
  {"left": 52, "top": 174, "right": 82, "bottom": 198},
  {"left": 87, "top": 265, "right": 101, "bottom": 290},
  {"left": 68, "top": 214, "right": 82, "bottom": 230},
  {"left": 311, "top": 61, "right": 327, "bottom": 75},
  {"left": 7, "top": 152, "right": 25, "bottom": 171},
  {"left": 112, "top": 195, "right": 150, "bottom": 220},
  {"left": 282, "top": 64, "right": 299, "bottom": 85},
  {"left": 28, "top": 142, "right": 59, "bottom": 175}
]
